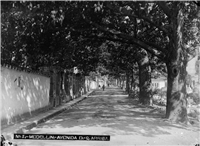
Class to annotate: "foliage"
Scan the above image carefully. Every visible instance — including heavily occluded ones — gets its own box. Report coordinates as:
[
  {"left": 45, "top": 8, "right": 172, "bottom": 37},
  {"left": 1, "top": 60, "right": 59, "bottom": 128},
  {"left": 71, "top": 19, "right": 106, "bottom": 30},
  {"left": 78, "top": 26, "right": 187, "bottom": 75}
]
[
  {"left": 188, "top": 92, "right": 200, "bottom": 105},
  {"left": 1, "top": 1, "right": 103, "bottom": 73},
  {"left": 2, "top": 1, "right": 200, "bottom": 122}
]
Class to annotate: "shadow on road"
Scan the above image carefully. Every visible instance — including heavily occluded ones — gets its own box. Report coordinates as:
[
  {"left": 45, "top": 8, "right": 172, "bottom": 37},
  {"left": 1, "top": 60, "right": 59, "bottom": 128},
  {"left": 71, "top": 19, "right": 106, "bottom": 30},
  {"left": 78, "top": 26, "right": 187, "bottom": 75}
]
[
  {"left": 90, "top": 87, "right": 127, "bottom": 96},
  {"left": 26, "top": 87, "right": 199, "bottom": 145}
]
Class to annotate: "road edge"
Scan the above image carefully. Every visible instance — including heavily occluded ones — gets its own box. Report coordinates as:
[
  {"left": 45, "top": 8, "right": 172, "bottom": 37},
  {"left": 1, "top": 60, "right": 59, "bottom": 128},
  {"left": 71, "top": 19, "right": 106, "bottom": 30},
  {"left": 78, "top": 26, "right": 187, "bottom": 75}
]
[{"left": 2, "top": 90, "right": 95, "bottom": 141}]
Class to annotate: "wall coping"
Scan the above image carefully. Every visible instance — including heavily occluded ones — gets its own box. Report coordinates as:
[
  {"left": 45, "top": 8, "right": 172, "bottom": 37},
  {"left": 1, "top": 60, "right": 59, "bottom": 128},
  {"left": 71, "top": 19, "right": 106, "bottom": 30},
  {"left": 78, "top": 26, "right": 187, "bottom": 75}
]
[
  {"left": 1, "top": 63, "right": 51, "bottom": 78},
  {"left": 1, "top": 64, "right": 82, "bottom": 77}
]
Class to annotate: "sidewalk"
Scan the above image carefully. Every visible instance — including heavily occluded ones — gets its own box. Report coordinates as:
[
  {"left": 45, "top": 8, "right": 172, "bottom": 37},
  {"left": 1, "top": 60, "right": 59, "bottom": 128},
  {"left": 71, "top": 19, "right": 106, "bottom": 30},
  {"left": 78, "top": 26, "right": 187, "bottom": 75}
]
[{"left": 1, "top": 90, "right": 94, "bottom": 141}]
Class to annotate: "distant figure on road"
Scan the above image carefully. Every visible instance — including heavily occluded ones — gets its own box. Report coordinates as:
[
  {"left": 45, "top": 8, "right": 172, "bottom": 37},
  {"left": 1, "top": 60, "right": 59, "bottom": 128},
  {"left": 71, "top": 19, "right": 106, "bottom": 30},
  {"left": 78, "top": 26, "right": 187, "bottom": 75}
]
[{"left": 102, "top": 85, "right": 105, "bottom": 91}]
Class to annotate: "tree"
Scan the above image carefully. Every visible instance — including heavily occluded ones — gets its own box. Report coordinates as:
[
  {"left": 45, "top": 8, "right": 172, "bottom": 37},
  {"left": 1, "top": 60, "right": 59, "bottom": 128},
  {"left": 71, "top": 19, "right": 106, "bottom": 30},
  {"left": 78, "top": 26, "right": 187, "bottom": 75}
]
[
  {"left": 1, "top": 1, "right": 103, "bottom": 73},
  {"left": 79, "top": 1, "right": 199, "bottom": 123},
  {"left": 2, "top": 1, "right": 199, "bottom": 123}
]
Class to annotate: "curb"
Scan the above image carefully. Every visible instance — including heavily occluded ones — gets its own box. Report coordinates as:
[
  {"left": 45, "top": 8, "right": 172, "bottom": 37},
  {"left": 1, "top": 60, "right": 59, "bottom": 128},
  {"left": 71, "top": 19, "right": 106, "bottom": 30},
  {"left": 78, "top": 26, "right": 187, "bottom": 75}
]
[{"left": 2, "top": 90, "right": 94, "bottom": 141}]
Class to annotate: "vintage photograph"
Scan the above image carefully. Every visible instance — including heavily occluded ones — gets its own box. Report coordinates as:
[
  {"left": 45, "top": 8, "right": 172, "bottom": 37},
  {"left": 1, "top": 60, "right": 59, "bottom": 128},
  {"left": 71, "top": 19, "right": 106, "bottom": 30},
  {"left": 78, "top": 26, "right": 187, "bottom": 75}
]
[{"left": 1, "top": 1, "right": 200, "bottom": 146}]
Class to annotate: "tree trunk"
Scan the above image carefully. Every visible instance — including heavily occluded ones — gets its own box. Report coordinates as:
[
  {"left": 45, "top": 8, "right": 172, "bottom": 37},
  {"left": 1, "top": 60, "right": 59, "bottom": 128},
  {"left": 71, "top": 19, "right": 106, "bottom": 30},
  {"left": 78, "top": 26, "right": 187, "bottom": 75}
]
[
  {"left": 126, "top": 71, "right": 130, "bottom": 93},
  {"left": 119, "top": 77, "right": 122, "bottom": 88},
  {"left": 165, "top": 8, "right": 188, "bottom": 123},
  {"left": 123, "top": 75, "right": 126, "bottom": 90},
  {"left": 64, "top": 73, "right": 71, "bottom": 102},
  {"left": 166, "top": 61, "right": 187, "bottom": 123},
  {"left": 121, "top": 76, "right": 124, "bottom": 89},
  {"left": 131, "top": 72, "right": 134, "bottom": 91},
  {"left": 138, "top": 50, "right": 151, "bottom": 105}
]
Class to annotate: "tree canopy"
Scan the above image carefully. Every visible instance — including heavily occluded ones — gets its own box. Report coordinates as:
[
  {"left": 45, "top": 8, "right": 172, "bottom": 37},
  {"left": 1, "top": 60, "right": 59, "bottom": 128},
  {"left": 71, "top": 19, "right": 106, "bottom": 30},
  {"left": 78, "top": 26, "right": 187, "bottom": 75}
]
[{"left": 1, "top": 1, "right": 200, "bottom": 123}]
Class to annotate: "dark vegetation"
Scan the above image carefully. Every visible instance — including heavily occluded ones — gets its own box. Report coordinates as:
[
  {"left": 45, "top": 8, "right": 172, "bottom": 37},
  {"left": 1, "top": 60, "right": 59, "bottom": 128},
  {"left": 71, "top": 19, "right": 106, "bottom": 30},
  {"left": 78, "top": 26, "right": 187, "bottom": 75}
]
[{"left": 1, "top": 1, "right": 200, "bottom": 123}]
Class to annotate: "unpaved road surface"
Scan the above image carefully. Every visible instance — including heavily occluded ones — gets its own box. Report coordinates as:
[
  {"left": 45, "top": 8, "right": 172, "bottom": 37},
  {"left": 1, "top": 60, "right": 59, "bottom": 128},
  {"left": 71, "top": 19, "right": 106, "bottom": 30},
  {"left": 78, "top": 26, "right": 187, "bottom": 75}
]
[{"left": 13, "top": 87, "right": 200, "bottom": 146}]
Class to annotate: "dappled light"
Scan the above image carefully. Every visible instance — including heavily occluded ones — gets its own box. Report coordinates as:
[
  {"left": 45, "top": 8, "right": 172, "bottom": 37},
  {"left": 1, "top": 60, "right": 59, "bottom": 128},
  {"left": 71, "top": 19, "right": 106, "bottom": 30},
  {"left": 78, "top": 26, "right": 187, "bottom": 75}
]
[
  {"left": 1, "top": 67, "right": 50, "bottom": 128},
  {"left": 21, "top": 87, "right": 199, "bottom": 145},
  {"left": 1, "top": 1, "right": 200, "bottom": 145}
]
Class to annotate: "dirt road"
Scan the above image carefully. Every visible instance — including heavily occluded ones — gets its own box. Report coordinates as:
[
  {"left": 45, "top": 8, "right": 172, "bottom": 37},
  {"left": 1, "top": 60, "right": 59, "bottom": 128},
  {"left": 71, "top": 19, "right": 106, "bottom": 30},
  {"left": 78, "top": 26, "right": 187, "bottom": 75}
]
[{"left": 13, "top": 87, "right": 199, "bottom": 146}]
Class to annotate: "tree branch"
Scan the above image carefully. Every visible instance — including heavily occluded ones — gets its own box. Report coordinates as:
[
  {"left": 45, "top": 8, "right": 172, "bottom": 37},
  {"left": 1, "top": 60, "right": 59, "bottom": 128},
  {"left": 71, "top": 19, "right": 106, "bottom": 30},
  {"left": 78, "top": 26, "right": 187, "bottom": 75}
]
[
  {"left": 157, "top": 2, "right": 171, "bottom": 17},
  {"left": 138, "top": 0, "right": 171, "bottom": 17},
  {"left": 86, "top": 34, "right": 165, "bottom": 61},
  {"left": 119, "top": 13, "right": 169, "bottom": 35},
  {"left": 193, "top": 1, "right": 200, "bottom": 7},
  {"left": 106, "top": 3, "right": 169, "bottom": 35},
  {"left": 82, "top": 14, "right": 168, "bottom": 57}
]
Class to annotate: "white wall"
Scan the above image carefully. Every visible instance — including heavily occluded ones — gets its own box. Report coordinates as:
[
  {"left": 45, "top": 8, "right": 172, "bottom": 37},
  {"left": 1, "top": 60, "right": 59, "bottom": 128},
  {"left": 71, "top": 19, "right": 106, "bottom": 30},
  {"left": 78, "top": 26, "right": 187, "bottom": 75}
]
[
  {"left": 1, "top": 66, "right": 50, "bottom": 125},
  {"left": 152, "top": 80, "right": 166, "bottom": 90},
  {"left": 90, "top": 81, "right": 97, "bottom": 89},
  {"left": 187, "top": 55, "right": 198, "bottom": 76}
]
